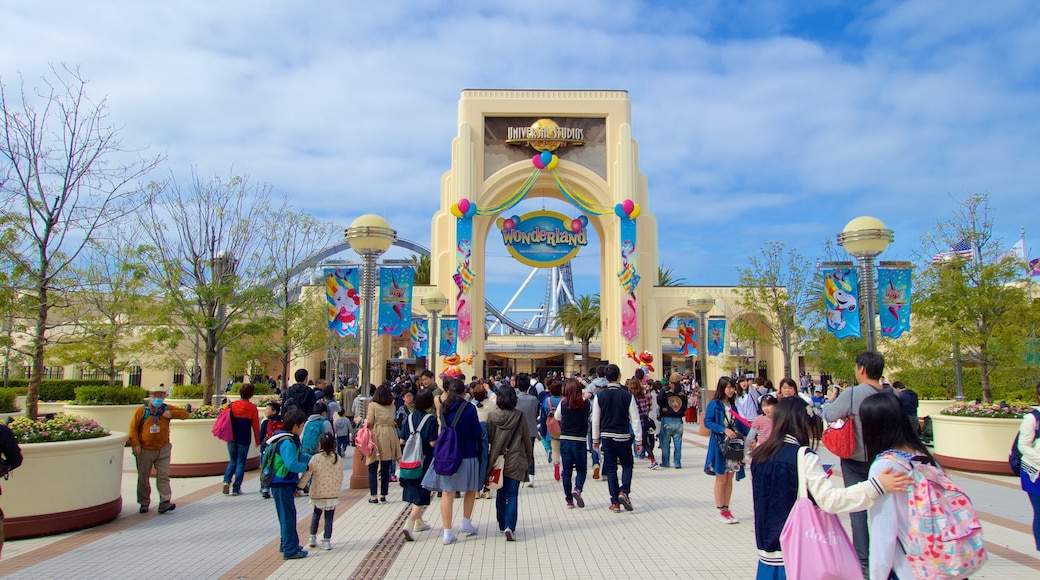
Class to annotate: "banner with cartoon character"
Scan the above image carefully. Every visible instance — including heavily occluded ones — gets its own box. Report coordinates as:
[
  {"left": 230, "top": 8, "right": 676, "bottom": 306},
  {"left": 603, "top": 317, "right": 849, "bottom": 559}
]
[
  {"left": 377, "top": 267, "right": 414, "bottom": 337},
  {"left": 451, "top": 206, "right": 475, "bottom": 343},
  {"left": 708, "top": 319, "right": 726, "bottom": 357},
  {"left": 616, "top": 203, "right": 640, "bottom": 343},
  {"left": 325, "top": 268, "right": 361, "bottom": 338},
  {"left": 439, "top": 318, "right": 459, "bottom": 357},
  {"left": 410, "top": 318, "right": 429, "bottom": 358},
  {"left": 823, "top": 267, "right": 861, "bottom": 339},
  {"left": 677, "top": 319, "right": 698, "bottom": 357},
  {"left": 877, "top": 267, "right": 912, "bottom": 339}
]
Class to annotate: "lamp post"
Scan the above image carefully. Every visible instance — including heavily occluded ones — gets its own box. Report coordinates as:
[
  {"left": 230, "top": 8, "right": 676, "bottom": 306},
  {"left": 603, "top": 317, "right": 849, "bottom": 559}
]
[
  {"left": 212, "top": 251, "right": 237, "bottom": 407},
  {"left": 837, "top": 216, "right": 894, "bottom": 352},
  {"left": 345, "top": 214, "right": 396, "bottom": 489},
  {"left": 421, "top": 289, "right": 448, "bottom": 373},
  {"left": 688, "top": 290, "right": 715, "bottom": 420}
]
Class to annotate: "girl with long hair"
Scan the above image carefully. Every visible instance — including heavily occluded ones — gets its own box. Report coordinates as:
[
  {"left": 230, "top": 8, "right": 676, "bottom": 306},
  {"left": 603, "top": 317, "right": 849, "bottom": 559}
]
[
  {"left": 399, "top": 388, "right": 438, "bottom": 541},
  {"left": 628, "top": 379, "right": 660, "bottom": 470},
  {"left": 554, "top": 377, "right": 592, "bottom": 508},
  {"left": 366, "top": 384, "right": 401, "bottom": 504},
  {"left": 750, "top": 397, "right": 909, "bottom": 579},
  {"left": 300, "top": 432, "right": 342, "bottom": 551},
  {"left": 704, "top": 376, "right": 750, "bottom": 524},
  {"left": 1018, "top": 380, "right": 1040, "bottom": 553},
  {"left": 540, "top": 380, "right": 564, "bottom": 481}
]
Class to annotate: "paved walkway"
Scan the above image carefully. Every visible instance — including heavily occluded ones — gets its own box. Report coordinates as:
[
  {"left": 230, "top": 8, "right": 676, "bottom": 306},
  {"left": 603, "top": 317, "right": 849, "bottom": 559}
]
[{"left": 3, "top": 424, "right": 1039, "bottom": 579}]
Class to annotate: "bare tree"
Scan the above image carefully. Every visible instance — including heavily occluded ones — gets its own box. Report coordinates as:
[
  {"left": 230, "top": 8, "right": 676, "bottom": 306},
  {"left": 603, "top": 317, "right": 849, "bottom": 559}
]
[
  {"left": 0, "top": 65, "right": 163, "bottom": 419},
  {"left": 142, "top": 169, "right": 273, "bottom": 403}
]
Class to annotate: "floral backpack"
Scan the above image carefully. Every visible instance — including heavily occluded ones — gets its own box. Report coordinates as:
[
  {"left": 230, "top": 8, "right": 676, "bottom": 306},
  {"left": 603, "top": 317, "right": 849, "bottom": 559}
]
[{"left": 878, "top": 451, "right": 987, "bottom": 579}]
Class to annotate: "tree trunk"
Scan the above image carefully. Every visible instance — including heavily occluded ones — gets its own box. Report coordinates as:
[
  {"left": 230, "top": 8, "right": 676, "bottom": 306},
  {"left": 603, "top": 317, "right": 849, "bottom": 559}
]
[
  {"left": 979, "top": 354, "right": 992, "bottom": 404},
  {"left": 581, "top": 339, "right": 591, "bottom": 375},
  {"left": 27, "top": 285, "right": 49, "bottom": 421},
  {"left": 781, "top": 329, "right": 793, "bottom": 379},
  {"left": 202, "top": 345, "right": 216, "bottom": 404}
]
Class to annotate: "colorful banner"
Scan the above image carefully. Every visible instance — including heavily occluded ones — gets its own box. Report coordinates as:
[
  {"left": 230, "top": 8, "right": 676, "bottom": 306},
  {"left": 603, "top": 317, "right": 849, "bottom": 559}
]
[
  {"left": 498, "top": 210, "right": 589, "bottom": 267},
  {"left": 410, "top": 318, "right": 429, "bottom": 359},
  {"left": 454, "top": 215, "right": 474, "bottom": 343},
  {"left": 325, "top": 268, "right": 361, "bottom": 338},
  {"left": 677, "top": 319, "right": 698, "bottom": 357},
  {"left": 708, "top": 319, "right": 727, "bottom": 357},
  {"left": 439, "top": 318, "right": 459, "bottom": 357},
  {"left": 377, "top": 267, "right": 414, "bottom": 337},
  {"left": 618, "top": 215, "right": 639, "bottom": 343},
  {"left": 878, "top": 267, "right": 912, "bottom": 340},
  {"left": 823, "top": 267, "right": 861, "bottom": 339}
]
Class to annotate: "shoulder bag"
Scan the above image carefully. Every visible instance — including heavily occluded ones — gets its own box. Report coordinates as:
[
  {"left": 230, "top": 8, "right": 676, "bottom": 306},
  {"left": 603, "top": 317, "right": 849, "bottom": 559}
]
[{"left": 822, "top": 388, "right": 856, "bottom": 459}]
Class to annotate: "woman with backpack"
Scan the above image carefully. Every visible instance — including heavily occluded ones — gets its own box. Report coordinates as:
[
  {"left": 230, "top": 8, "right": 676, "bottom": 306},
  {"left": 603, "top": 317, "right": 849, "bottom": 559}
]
[
  {"left": 399, "top": 388, "right": 439, "bottom": 541},
  {"left": 540, "top": 380, "right": 564, "bottom": 481},
  {"left": 366, "top": 384, "right": 401, "bottom": 504},
  {"left": 1017, "top": 380, "right": 1040, "bottom": 552},
  {"left": 554, "top": 377, "right": 592, "bottom": 508},
  {"left": 487, "top": 384, "right": 534, "bottom": 541},
  {"left": 750, "top": 397, "right": 910, "bottom": 579},
  {"left": 704, "top": 376, "right": 751, "bottom": 524},
  {"left": 421, "top": 377, "right": 483, "bottom": 544}
]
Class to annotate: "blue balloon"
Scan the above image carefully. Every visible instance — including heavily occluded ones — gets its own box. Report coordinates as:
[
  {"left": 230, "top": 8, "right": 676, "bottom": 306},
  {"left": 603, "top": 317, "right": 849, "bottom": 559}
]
[
  {"left": 615, "top": 204, "right": 627, "bottom": 218},
  {"left": 465, "top": 203, "right": 477, "bottom": 217},
  {"left": 540, "top": 150, "right": 553, "bottom": 165},
  {"left": 578, "top": 215, "right": 589, "bottom": 227},
  {"left": 511, "top": 214, "right": 521, "bottom": 226}
]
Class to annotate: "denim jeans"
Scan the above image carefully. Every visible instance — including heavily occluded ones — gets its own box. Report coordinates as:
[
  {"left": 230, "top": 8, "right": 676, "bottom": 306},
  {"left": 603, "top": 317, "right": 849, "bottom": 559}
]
[
  {"left": 496, "top": 477, "right": 521, "bottom": 531},
  {"left": 659, "top": 417, "right": 683, "bottom": 467},
  {"left": 586, "top": 431, "right": 600, "bottom": 465},
  {"left": 310, "top": 507, "right": 335, "bottom": 539},
  {"left": 560, "top": 439, "right": 587, "bottom": 501},
  {"left": 841, "top": 458, "right": 870, "bottom": 565},
  {"left": 1028, "top": 491, "right": 1040, "bottom": 551},
  {"left": 271, "top": 485, "right": 301, "bottom": 557},
  {"left": 600, "top": 437, "right": 633, "bottom": 504},
  {"left": 336, "top": 436, "right": 350, "bottom": 455},
  {"left": 224, "top": 442, "right": 250, "bottom": 492},
  {"left": 368, "top": 460, "right": 392, "bottom": 496}
]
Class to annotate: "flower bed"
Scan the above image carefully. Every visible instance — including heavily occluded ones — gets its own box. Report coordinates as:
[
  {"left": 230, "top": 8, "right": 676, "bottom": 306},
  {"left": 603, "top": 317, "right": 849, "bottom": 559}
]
[
  {"left": 940, "top": 402, "right": 1032, "bottom": 419},
  {"left": 931, "top": 404, "right": 1025, "bottom": 475},
  {"left": 8, "top": 414, "right": 109, "bottom": 443}
]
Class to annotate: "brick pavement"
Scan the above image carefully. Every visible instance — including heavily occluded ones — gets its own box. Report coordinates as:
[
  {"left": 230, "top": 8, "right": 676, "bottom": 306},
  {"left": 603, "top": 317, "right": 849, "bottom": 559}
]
[{"left": 2, "top": 424, "right": 1038, "bottom": 579}]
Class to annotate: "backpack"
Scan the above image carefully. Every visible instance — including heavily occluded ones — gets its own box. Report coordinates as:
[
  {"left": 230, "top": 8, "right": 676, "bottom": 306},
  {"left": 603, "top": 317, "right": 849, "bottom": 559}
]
[
  {"left": 1009, "top": 409, "right": 1040, "bottom": 476},
  {"left": 263, "top": 417, "right": 284, "bottom": 442},
  {"left": 301, "top": 417, "right": 324, "bottom": 454},
  {"left": 399, "top": 413, "right": 433, "bottom": 478},
  {"left": 260, "top": 433, "right": 292, "bottom": 488},
  {"left": 545, "top": 398, "right": 561, "bottom": 438},
  {"left": 432, "top": 403, "right": 466, "bottom": 476},
  {"left": 212, "top": 405, "right": 234, "bottom": 442},
  {"left": 354, "top": 419, "right": 375, "bottom": 457},
  {"left": 879, "top": 451, "right": 987, "bottom": 579}
]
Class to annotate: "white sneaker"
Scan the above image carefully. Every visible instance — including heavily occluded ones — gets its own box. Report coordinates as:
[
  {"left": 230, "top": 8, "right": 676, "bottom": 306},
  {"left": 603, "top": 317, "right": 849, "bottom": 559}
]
[
  {"left": 721, "top": 509, "right": 739, "bottom": 524},
  {"left": 443, "top": 531, "right": 457, "bottom": 545},
  {"left": 414, "top": 520, "right": 431, "bottom": 532},
  {"left": 308, "top": 535, "right": 317, "bottom": 547},
  {"left": 320, "top": 539, "right": 332, "bottom": 550},
  {"left": 714, "top": 510, "right": 729, "bottom": 523},
  {"left": 460, "top": 521, "right": 478, "bottom": 536}
]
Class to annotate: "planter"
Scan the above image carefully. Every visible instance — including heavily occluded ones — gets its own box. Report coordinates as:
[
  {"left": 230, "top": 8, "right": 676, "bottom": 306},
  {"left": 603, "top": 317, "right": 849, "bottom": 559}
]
[
  {"left": 917, "top": 399, "right": 957, "bottom": 418},
  {"left": 62, "top": 404, "right": 142, "bottom": 434},
  {"left": 2, "top": 431, "right": 128, "bottom": 540},
  {"left": 13, "top": 396, "right": 69, "bottom": 415},
  {"left": 168, "top": 418, "right": 260, "bottom": 477},
  {"left": 166, "top": 398, "right": 204, "bottom": 409},
  {"left": 931, "top": 413, "right": 1021, "bottom": 475}
]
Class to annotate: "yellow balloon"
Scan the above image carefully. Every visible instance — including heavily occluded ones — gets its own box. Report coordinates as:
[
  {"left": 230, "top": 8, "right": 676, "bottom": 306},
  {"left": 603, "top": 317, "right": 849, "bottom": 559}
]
[
  {"left": 629, "top": 203, "right": 641, "bottom": 219},
  {"left": 450, "top": 204, "right": 463, "bottom": 218},
  {"left": 495, "top": 218, "right": 505, "bottom": 229},
  {"left": 546, "top": 155, "right": 559, "bottom": 170}
]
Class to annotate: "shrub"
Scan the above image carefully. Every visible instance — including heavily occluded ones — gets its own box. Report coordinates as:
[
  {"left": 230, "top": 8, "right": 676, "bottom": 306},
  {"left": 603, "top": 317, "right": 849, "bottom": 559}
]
[
  {"left": 0, "top": 386, "right": 28, "bottom": 396},
  {"left": 229, "top": 382, "right": 272, "bottom": 396},
  {"left": 8, "top": 414, "right": 109, "bottom": 443},
  {"left": 4, "top": 379, "right": 111, "bottom": 401},
  {"left": 891, "top": 366, "right": 1040, "bottom": 401},
  {"left": 171, "top": 384, "right": 205, "bottom": 398},
  {"left": 0, "top": 389, "right": 16, "bottom": 413},
  {"left": 70, "top": 386, "right": 148, "bottom": 406}
]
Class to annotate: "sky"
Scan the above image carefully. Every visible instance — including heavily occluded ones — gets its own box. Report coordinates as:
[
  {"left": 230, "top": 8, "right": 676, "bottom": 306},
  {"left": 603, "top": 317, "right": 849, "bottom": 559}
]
[{"left": 3, "top": 0, "right": 1038, "bottom": 325}]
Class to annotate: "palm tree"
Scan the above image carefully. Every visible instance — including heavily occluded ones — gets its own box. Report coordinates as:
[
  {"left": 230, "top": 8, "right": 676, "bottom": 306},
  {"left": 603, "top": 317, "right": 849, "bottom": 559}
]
[
  {"left": 552, "top": 294, "right": 601, "bottom": 375},
  {"left": 412, "top": 254, "right": 431, "bottom": 285},
  {"left": 658, "top": 265, "right": 686, "bottom": 329}
]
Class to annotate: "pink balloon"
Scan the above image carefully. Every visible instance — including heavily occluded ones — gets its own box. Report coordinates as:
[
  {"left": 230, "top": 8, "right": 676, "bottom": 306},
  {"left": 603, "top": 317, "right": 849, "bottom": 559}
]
[
  {"left": 532, "top": 154, "right": 545, "bottom": 169},
  {"left": 571, "top": 219, "right": 582, "bottom": 233},
  {"left": 503, "top": 219, "right": 515, "bottom": 231},
  {"left": 458, "top": 198, "right": 470, "bottom": 215},
  {"left": 622, "top": 199, "right": 635, "bottom": 215}
]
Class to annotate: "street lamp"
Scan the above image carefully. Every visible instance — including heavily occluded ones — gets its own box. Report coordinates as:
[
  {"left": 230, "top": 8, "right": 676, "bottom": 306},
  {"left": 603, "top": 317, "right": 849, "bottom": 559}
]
[
  {"left": 421, "top": 289, "right": 448, "bottom": 373},
  {"left": 345, "top": 215, "right": 396, "bottom": 490},
  {"left": 688, "top": 290, "right": 715, "bottom": 420},
  {"left": 837, "top": 216, "right": 894, "bottom": 351}
]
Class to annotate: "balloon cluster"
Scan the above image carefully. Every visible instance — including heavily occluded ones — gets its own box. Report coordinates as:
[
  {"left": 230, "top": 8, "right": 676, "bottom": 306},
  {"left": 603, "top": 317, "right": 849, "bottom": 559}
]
[
  {"left": 450, "top": 197, "right": 477, "bottom": 218},
  {"left": 569, "top": 215, "right": 589, "bottom": 233},
  {"left": 497, "top": 214, "right": 522, "bottom": 231},
  {"left": 614, "top": 199, "right": 641, "bottom": 219},
  {"left": 532, "top": 149, "right": 560, "bottom": 170}
]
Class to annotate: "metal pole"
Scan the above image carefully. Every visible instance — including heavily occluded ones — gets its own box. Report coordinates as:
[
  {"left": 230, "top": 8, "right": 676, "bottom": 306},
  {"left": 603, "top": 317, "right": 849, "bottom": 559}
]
[
  {"left": 699, "top": 312, "right": 710, "bottom": 419},
  {"left": 859, "top": 255, "right": 878, "bottom": 351},
  {"left": 429, "top": 311, "right": 439, "bottom": 376},
  {"left": 953, "top": 338, "right": 965, "bottom": 401},
  {"left": 360, "top": 253, "right": 376, "bottom": 393}
]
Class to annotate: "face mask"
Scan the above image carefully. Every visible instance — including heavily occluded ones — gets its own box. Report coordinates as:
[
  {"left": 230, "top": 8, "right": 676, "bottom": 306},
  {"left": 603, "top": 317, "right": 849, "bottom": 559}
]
[{"left": 151, "top": 398, "right": 164, "bottom": 407}]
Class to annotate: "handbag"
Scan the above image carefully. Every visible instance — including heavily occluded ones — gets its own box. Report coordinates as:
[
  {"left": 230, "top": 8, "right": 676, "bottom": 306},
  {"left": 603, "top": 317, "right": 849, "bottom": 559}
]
[
  {"left": 780, "top": 447, "right": 860, "bottom": 579},
  {"left": 822, "top": 388, "right": 855, "bottom": 459},
  {"left": 545, "top": 399, "right": 561, "bottom": 438},
  {"left": 212, "top": 404, "right": 234, "bottom": 442},
  {"left": 486, "top": 420, "right": 521, "bottom": 490},
  {"left": 720, "top": 437, "right": 745, "bottom": 462}
]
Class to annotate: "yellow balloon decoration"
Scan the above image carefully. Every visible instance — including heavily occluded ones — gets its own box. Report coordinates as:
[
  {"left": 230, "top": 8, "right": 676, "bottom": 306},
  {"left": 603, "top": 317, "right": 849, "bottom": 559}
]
[
  {"left": 450, "top": 204, "right": 464, "bottom": 218},
  {"left": 629, "top": 203, "right": 641, "bottom": 219},
  {"left": 546, "top": 155, "right": 559, "bottom": 171}
]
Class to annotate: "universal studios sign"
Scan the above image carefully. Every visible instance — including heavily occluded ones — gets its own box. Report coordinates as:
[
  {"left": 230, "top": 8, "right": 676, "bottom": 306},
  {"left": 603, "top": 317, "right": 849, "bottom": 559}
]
[
  {"left": 504, "top": 118, "right": 586, "bottom": 151},
  {"left": 497, "top": 210, "right": 589, "bottom": 268}
]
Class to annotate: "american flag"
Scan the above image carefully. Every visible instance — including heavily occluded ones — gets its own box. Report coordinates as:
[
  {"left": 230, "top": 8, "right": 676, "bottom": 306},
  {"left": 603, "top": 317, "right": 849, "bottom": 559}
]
[{"left": 932, "top": 239, "right": 973, "bottom": 263}]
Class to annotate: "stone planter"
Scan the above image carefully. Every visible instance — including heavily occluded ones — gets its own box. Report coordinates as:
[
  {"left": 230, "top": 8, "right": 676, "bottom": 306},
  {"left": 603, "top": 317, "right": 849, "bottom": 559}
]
[
  {"left": 62, "top": 404, "right": 143, "bottom": 434},
  {"left": 168, "top": 418, "right": 260, "bottom": 477},
  {"left": 13, "top": 396, "right": 69, "bottom": 415},
  {"left": 917, "top": 399, "right": 957, "bottom": 418},
  {"left": 931, "top": 413, "right": 1021, "bottom": 475},
  {"left": 3, "top": 431, "right": 127, "bottom": 540},
  {"left": 165, "top": 398, "right": 204, "bottom": 409}
]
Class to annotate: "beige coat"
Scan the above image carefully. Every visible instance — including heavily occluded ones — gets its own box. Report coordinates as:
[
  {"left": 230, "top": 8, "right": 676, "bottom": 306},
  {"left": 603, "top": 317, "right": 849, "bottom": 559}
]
[
  {"left": 365, "top": 402, "right": 402, "bottom": 465},
  {"left": 301, "top": 451, "right": 344, "bottom": 500}
]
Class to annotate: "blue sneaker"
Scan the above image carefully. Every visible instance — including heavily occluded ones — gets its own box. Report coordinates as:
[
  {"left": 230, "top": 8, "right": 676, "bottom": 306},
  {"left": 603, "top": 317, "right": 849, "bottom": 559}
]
[{"left": 284, "top": 550, "right": 308, "bottom": 560}]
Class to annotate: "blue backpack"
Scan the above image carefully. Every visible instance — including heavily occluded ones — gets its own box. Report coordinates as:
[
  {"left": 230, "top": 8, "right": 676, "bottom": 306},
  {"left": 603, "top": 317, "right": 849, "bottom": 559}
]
[
  {"left": 433, "top": 404, "right": 465, "bottom": 476},
  {"left": 1010, "top": 409, "right": 1040, "bottom": 476},
  {"left": 301, "top": 417, "right": 324, "bottom": 454}
]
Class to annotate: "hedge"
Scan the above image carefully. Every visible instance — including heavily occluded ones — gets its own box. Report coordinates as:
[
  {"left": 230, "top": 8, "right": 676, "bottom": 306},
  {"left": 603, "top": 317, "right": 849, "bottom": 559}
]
[
  {"left": 891, "top": 366, "right": 1040, "bottom": 403},
  {"left": 230, "top": 382, "right": 272, "bottom": 396},
  {"left": 0, "top": 389, "right": 16, "bottom": 413},
  {"left": 70, "top": 386, "right": 149, "bottom": 406},
  {"left": 1, "top": 379, "right": 112, "bottom": 402},
  {"left": 170, "top": 384, "right": 205, "bottom": 398}
]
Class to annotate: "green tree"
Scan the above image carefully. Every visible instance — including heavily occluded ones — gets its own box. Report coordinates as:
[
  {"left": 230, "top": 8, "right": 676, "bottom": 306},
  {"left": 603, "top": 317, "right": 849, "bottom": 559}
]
[
  {"left": 719, "top": 316, "right": 765, "bottom": 377},
  {"left": 914, "top": 194, "right": 1033, "bottom": 403},
  {"left": 412, "top": 253, "right": 431, "bottom": 285},
  {"left": 0, "top": 66, "right": 163, "bottom": 419},
  {"left": 736, "top": 242, "right": 819, "bottom": 379},
  {"left": 552, "top": 294, "right": 601, "bottom": 375},
  {"left": 657, "top": 266, "right": 686, "bottom": 287},
  {"left": 803, "top": 327, "right": 865, "bottom": 385}
]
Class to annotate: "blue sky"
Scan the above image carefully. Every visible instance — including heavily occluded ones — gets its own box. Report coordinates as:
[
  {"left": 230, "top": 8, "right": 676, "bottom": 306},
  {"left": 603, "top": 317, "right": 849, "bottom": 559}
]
[{"left": 3, "top": 0, "right": 1038, "bottom": 319}]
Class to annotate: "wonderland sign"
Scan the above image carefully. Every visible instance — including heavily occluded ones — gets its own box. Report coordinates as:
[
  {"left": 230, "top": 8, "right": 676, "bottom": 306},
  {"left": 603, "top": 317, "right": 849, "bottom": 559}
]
[{"left": 497, "top": 210, "right": 589, "bottom": 268}]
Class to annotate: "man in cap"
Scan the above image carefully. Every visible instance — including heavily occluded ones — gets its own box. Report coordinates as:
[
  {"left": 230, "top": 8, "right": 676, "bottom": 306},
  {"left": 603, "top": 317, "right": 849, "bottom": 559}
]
[{"left": 128, "top": 388, "right": 190, "bottom": 513}]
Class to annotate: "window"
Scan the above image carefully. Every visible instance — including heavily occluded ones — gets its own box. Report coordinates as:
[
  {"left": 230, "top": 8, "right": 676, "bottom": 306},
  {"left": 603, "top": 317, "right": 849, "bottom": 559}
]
[
  {"left": 173, "top": 367, "right": 185, "bottom": 386},
  {"left": 127, "top": 366, "right": 143, "bottom": 387},
  {"left": 28, "top": 365, "right": 65, "bottom": 379}
]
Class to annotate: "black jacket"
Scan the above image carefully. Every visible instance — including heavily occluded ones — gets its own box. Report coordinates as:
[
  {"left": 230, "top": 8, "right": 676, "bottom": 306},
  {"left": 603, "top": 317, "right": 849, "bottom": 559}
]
[{"left": 282, "top": 383, "right": 317, "bottom": 416}]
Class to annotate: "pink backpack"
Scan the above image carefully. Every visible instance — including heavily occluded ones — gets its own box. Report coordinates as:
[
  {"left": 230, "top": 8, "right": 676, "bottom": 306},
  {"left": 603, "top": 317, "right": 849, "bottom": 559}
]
[
  {"left": 879, "top": 451, "right": 987, "bottom": 579},
  {"left": 354, "top": 419, "right": 375, "bottom": 457}
]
